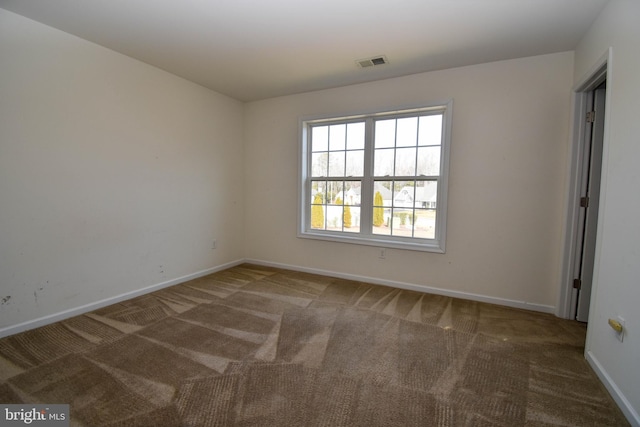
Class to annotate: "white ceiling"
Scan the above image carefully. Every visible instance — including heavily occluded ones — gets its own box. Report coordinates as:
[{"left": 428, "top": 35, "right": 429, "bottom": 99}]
[{"left": 0, "top": 0, "right": 609, "bottom": 102}]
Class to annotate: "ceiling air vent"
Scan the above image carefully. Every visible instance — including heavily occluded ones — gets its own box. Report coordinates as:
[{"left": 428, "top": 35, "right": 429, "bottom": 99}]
[{"left": 356, "top": 55, "right": 389, "bottom": 68}]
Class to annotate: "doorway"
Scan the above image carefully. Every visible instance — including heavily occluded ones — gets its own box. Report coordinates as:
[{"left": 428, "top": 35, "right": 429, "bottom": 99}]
[
  {"left": 558, "top": 50, "right": 610, "bottom": 322},
  {"left": 573, "top": 82, "right": 606, "bottom": 322}
]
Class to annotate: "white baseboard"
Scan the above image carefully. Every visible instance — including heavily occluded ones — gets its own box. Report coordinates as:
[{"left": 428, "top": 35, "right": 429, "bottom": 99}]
[
  {"left": 586, "top": 350, "right": 640, "bottom": 427},
  {"left": 0, "top": 257, "right": 556, "bottom": 338},
  {"left": 245, "top": 259, "right": 556, "bottom": 314},
  {"left": 0, "top": 259, "right": 244, "bottom": 339}
]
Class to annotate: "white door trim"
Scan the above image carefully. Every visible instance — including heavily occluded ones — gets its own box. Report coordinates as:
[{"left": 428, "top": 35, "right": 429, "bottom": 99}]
[{"left": 557, "top": 48, "right": 612, "bottom": 319}]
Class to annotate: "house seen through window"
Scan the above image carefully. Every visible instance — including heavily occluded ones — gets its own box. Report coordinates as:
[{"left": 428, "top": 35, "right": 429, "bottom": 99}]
[{"left": 299, "top": 102, "right": 452, "bottom": 252}]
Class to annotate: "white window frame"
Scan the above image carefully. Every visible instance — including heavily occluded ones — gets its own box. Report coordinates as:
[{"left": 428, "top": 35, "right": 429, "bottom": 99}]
[{"left": 298, "top": 101, "right": 452, "bottom": 253}]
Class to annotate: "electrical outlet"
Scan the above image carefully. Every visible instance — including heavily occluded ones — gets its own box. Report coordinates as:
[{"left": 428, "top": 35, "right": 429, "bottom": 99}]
[
  {"left": 212, "top": 239, "right": 217, "bottom": 249},
  {"left": 379, "top": 248, "right": 386, "bottom": 259}
]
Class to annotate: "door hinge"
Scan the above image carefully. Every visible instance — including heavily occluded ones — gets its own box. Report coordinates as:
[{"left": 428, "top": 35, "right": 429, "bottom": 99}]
[
  {"left": 580, "top": 196, "right": 589, "bottom": 208},
  {"left": 573, "top": 279, "right": 582, "bottom": 290},
  {"left": 586, "top": 111, "right": 596, "bottom": 123}
]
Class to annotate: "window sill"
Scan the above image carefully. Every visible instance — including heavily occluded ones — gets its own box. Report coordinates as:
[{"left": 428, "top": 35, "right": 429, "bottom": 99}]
[{"left": 297, "top": 230, "right": 445, "bottom": 253}]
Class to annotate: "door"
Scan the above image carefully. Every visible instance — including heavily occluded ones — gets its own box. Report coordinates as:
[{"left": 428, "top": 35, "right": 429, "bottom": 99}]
[{"left": 575, "top": 82, "right": 606, "bottom": 322}]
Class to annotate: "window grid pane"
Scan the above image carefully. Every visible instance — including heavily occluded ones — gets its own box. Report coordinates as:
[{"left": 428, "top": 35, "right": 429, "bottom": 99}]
[
  {"left": 374, "top": 119, "right": 395, "bottom": 148},
  {"left": 312, "top": 126, "right": 328, "bottom": 152},
  {"left": 311, "top": 152, "right": 328, "bottom": 177},
  {"left": 329, "top": 124, "right": 346, "bottom": 151},
  {"left": 396, "top": 117, "right": 418, "bottom": 147},
  {"left": 395, "top": 147, "right": 417, "bottom": 176},
  {"left": 418, "top": 115, "right": 443, "bottom": 146},
  {"left": 346, "top": 150, "right": 364, "bottom": 176},
  {"left": 328, "top": 152, "right": 345, "bottom": 176},
  {"left": 346, "top": 122, "right": 365, "bottom": 150},
  {"left": 417, "top": 146, "right": 440, "bottom": 176}
]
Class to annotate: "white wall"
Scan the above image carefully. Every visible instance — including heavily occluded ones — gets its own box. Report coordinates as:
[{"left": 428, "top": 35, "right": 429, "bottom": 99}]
[
  {"left": 574, "top": 0, "right": 640, "bottom": 423},
  {"left": 244, "top": 52, "right": 574, "bottom": 311},
  {"left": 0, "top": 9, "right": 245, "bottom": 333}
]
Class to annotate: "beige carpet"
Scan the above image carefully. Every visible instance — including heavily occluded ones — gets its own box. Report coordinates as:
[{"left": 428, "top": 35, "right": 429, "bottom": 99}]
[{"left": 0, "top": 264, "right": 629, "bottom": 426}]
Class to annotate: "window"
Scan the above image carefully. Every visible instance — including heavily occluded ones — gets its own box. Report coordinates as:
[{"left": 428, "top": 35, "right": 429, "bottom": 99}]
[{"left": 299, "top": 102, "right": 452, "bottom": 252}]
